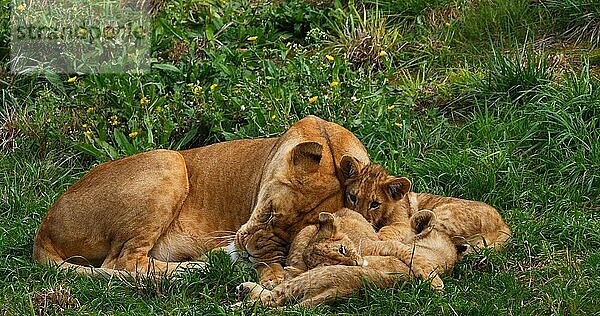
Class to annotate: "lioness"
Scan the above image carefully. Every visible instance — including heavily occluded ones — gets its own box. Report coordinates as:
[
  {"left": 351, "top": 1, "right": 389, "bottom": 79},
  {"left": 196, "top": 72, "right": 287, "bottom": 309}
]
[
  {"left": 236, "top": 209, "right": 456, "bottom": 307},
  {"left": 33, "top": 115, "right": 369, "bottom": 286},
  {"left": 339, "top": 157, "right": 511, "bottom": 250}
]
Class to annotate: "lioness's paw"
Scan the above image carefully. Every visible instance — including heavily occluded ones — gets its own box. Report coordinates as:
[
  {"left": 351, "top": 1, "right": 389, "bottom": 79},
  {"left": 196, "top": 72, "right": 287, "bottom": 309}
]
[{"left": 258, "top": 264, "right": 285, "bottom": 289}]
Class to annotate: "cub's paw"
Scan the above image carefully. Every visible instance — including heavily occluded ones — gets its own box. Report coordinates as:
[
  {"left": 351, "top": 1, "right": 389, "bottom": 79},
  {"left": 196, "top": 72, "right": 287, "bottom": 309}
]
[
  {"left": 236, "top": 282, "right": 263, "bottom": 301},
  {"left": 429, "top": 274, "right": 445, "bottom": 292}
]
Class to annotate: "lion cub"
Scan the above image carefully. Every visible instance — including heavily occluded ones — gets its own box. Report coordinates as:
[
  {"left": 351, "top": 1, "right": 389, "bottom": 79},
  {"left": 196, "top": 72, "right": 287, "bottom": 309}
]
[
  {"left": 236, "top": 209, "right": 456, "bottom": 307},
  {"left": 339, "top": 156, "right": 511, "bottom": 251},
  {"left": 285, "top": 208, "right": 443, "bottom": 288}
]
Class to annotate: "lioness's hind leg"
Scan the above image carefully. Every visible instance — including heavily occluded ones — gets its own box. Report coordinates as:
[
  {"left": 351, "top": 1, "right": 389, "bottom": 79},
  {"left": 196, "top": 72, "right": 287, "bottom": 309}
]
[{"left": 101, "top": 232, "right": 193, "bottom": 275}]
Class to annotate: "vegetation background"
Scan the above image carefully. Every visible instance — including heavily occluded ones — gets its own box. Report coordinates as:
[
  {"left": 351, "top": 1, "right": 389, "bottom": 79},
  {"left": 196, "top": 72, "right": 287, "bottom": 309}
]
[{"left": 1, "top": 0, "right": 599, "bottom": 314}]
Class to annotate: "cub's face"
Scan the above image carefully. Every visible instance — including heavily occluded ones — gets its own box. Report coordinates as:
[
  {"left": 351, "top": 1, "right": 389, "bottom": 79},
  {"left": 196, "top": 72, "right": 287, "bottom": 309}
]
[
  {"left": 302, "top": 212, "right": 367, "bottom": 269},
  {"left": 340, "top": 156, "right": 411, "bottom": 228},
  {"left": 344, "top": 175, "right": 388, "bottom": 228}
]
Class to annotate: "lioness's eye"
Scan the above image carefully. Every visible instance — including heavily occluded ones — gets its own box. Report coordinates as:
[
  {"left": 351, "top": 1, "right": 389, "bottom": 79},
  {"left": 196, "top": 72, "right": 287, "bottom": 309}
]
[
  {"left": 338, "top": 244, "right": 347, "bottom": 256},
  {"left": 348, "top": 194, "right": 357, "bottom": 205},
  {"left": 369, "top": 201, "right": 381, "bottom": 209}
]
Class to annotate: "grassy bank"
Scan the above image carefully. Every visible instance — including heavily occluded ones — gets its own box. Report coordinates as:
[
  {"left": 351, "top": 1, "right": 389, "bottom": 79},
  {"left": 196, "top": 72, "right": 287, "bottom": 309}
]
[{"left": 1, "top": 0, "right": 599, "bottom": 314}]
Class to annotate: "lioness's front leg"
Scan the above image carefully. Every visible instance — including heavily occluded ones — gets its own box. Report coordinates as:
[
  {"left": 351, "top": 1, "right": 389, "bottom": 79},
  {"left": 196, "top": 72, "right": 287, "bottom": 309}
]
[
  {"left": 256, "top": 263, "right": 286, "bottom": 289},
  {"left": 234, "top": 199, "right": 290, "bottom": 288}
]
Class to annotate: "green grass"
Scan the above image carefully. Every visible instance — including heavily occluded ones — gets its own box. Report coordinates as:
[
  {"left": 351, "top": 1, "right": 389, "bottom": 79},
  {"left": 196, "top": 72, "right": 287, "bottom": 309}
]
[{"left": 2, "top": 0, "right": 600, "bottom": 314}]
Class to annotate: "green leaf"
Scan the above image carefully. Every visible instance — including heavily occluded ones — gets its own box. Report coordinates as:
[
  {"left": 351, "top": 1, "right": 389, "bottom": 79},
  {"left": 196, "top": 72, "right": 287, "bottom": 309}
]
[
  {"left": 144, "top": 116, "right": 155, "bottom": 145},
  {"left": 206, "top": 25, "right": 215, "bottom": 41},
  {"left": 174, "top": 126, "right": 198, "bottom": 150},
  {"left": 152, "top": 63, "right": 182, "bottom": 73},
  {"left": 72, "top": 143, "right": 108, "bottom": 161},
  {"left": 98, "top": 140, "right": 119, "bottom": 160},
  {"left": 114, "top": 129, "right": 136, "bottom": 155},
  {"left": 160, "top": 119, "right": 175, "bottom": 146}
]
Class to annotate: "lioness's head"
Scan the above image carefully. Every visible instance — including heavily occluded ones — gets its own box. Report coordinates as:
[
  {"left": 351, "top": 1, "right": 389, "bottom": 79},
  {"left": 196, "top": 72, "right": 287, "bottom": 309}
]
[
  {"left": 340, "top": 156, "right": 411, "bottom": 228},
  {"left": 302, "top": 212, "right": 367, "bottom": 269},
  {"left": 232, "top": 140, "right": 347, "bottom": 264}
]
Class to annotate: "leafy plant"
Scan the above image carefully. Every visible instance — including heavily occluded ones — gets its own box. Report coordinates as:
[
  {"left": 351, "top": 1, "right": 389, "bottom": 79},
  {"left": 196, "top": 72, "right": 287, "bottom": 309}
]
[
  {"left": 542, "top": 0, "right": 600, "bottom": 48},
  {"left": 325, "top": 0, "right": 402, "bottom": 70},
  {"left": 479, "top": 51, "right": 553, "bottom": 105}
]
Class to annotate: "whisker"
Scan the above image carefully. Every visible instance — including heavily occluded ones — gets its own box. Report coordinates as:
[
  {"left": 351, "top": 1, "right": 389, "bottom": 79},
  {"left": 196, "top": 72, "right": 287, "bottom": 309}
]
[{"left": 358, "top": 240, "right": 363, "bottom": 256}]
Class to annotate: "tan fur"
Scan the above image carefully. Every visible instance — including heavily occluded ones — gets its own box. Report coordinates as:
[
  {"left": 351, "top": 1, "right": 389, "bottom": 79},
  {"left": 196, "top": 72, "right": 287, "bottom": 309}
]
[
  {"left": 33, "top": 116, "right": 369, "bottom": 287},
  {"left": 236, "top": 209, "right": 456, "bottom": 307},
  {"left": 340, "top": 159, "right": 511, "bottom": 251}
]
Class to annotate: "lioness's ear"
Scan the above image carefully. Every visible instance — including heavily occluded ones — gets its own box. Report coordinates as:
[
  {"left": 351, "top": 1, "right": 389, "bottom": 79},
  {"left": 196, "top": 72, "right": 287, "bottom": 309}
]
[
  {"left": 292, "top": 141, "right": 323, "bottom": 174},
  {"left": 411, "top": 209, "right": 435, "bottom": 234},
  {"left": 384, "top": 176, "right": 411, "bottom": 200},
  {"left": 340, "top": 155, "right": 363, "bottom": 182},
  {"left": 316, "top": 212, "right": 337, "bottom": 239}
]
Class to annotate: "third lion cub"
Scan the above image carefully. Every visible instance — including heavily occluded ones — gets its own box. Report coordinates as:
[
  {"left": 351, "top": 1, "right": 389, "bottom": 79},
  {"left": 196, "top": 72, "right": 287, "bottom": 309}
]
[{"left": 339, "top": 156, "right": 511, "bottom": 251}]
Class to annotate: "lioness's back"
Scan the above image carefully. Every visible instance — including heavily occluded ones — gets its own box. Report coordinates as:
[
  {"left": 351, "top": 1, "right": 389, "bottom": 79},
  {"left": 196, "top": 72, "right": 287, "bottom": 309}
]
[{"left": 178, "top": 138, "right": 279, "bottom": 231}]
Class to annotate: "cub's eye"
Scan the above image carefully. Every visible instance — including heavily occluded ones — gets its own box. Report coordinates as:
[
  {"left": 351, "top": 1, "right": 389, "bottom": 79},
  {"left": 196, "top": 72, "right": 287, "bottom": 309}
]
[
  {"left": 369, "top": 201, "right": 381, "bottom": 209},
  {"left": 338, "top": 244, "right": 347, "bottom": 256},
  {"left": 348, "top": 194, "right": 357, "bottom": 205}
]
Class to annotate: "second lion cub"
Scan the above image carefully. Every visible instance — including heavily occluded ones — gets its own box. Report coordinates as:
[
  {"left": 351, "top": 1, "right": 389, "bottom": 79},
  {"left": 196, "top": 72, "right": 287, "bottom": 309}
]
[
  {"left": 340, "top": 156, "right": 511, "bottom": 250},
  {"left": 236, "top": 209, "right": 456, "bottom": 307}
]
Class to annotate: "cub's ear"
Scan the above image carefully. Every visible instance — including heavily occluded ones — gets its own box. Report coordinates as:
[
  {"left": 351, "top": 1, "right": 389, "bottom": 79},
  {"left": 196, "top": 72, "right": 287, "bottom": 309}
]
[
  {"left": 340, "top": 155, "right": 364, "bottom": 182},
  {"left": 411, "top": 209, "right": 435, "bottom": 235},
  {"left": 291, "top": 141, "right": 323, "bottom": 174},
  {"left": 384, "top": 176, "right": 412, "bottom": 200},
  {"left": 316, "top": 212, "right": 337, "bottom": 239}
]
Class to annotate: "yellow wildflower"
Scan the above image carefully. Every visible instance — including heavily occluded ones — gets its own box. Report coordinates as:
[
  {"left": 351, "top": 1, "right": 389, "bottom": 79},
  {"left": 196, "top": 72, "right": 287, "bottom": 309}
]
[
  {"left": 139, "top": 97, "right": 149, "bottom": 106},
  {"left": 395, "top": 122, "right": 403, "bottom": 128},
  {"left": 79, "top": 28, "right": 87, "bottom": 35},
  {"left": 82, "top": 124, "right": 89, "bottom": 128},
  {"left": 326, "top": 55, "right": 334, "bottom": 61},
  {"left": 330, "top": 81, "right": 339, "bottom": 87},
  {"left": 110, "top": 115, "right": 119, "bottom": 126},
  {"left": 187, "top": 83, "right": 195, "bottom": 88},
  {"left": 210, "top": 83, "right": 218, "bottom": 90},
  {"left": 46, "top": 118, "right": 51, "bottom": 123},
  {"left": 378, "top": 51, "right": 387, "bottom": 57},
  {"left": 308, "top": 96, "right": 318, "bottom": 104},
  {"left": 129, "top": 131, "right": 138, "bottom": 137},
  {"left": 17, "top": 4, "right": 25, "bottom": 11},
  {"left": 387, "top": 105, "right": 395, "bottom": 110},
  {"left": 193, "top": 86, "right": 202, "bottom": 95},
  {"left": 247, "top": 36, "right": 258, "bottom": 41},
  {"left": 67, "top": 76, "right": 77, "bottom": 83},
  {"left": 84, "top": 130, "right": 93, "bottom": 136},
  {"left": 86, "top": 107, "right": 94, "bottom": 113},
  {"left": 271, "top": 114, "right": 276, "bottom": 121},
  {"left": 155, "top": 106, "right": 162, "bottom": 112},
  {"left": 444, "top": 22, "right": 451, "bottom": 27}
]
